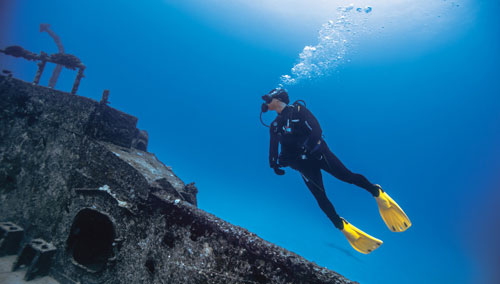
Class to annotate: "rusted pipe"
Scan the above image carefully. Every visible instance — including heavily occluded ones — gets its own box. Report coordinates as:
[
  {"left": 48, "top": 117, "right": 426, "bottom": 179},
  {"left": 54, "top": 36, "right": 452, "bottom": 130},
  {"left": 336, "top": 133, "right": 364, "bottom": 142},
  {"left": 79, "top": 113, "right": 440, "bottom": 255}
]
[
  {"left": 33, "top": 61, "right": 46, "bottom": 85},
  {"left": 40, "top": 24, "right": 65, "bottom": 88},
  {"left": 71, "top": 67, "right": 85, "bottom": 94}
]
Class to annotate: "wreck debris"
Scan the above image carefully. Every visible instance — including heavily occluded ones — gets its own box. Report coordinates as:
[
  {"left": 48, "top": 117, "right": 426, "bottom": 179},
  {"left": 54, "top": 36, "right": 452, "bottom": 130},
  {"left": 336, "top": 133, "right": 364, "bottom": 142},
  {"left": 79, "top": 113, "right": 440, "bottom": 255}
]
[
  {"left": 2, "top": 69, "right": 13, "bottom": 77},
  {"left": 33, "top": 58, "right": 47, "bottom": 85},
  {"left": 183, "top": 182, "right": 199, "bottom": 206},
  {"left": 40, "top": 23, "right": 65, "bottom": 88},
  {"left": 0, "top": 76, "right": 358, "bottom": 284},
  {"left": 74, "top": 186, "right": 135, "bottom": 214},
  {"left": 0, "top": 222, "right": 24, "bottom": 256},
  {"left": 1, "top": 45, "right": 39, "bottom": 60},
  {"left": 70, "top": 67, "right": 85, "bottom": 95},
  {"left": 98, "top": 185, "right": 132, "bottom": 209},
  {"left": 0, "top": 45, "right": 86, "bottom": 94},
  {"left": 48, "top": 53, "right": 83, "bottom": 70},
  {"left": 101, "top": 89, "right": 110, "bottom": 105},
  {"left": 13, "top": 238, "right": 57, "bottom": 281},
  {"left": 131, "top": 129, "right": 149, "bottom": 151}
]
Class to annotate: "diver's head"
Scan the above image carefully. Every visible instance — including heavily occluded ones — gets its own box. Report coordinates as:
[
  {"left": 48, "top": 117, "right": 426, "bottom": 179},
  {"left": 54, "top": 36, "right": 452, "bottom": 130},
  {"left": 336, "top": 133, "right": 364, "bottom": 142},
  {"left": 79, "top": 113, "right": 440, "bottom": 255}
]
[
  {"left": 261, "top": 88, "right": 289, "bottom": 113},
  {"left": 267, "top": 98, "right": 287, "bottom": 113},
  {"left": 260, "top": 88, "right": 289, "bottom": 127}
]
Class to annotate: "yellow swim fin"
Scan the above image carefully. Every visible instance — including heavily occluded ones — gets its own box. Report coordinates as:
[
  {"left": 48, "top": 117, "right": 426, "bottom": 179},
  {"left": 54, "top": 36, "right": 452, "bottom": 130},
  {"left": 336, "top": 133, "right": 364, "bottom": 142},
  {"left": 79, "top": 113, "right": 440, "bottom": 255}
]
[
  {"left": 341, "top": 218, "right": 383, "bottom": 254},
  {"left": 375, "top": 186, "right": 412, "bottom": 232}
]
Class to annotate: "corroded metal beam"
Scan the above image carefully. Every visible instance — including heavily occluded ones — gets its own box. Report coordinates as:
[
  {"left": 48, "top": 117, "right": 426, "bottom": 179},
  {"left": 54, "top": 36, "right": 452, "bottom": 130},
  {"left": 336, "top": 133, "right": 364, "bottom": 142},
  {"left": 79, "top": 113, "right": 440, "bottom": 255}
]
[
  {"left": 40, "top": 23, "right": 65, "bottom": 88},
  {"left": 33, "top": 60, "right": 47, "bottom": 85},
  {"left": 71, "top": 67, "right": 85, "bottom": 94}
]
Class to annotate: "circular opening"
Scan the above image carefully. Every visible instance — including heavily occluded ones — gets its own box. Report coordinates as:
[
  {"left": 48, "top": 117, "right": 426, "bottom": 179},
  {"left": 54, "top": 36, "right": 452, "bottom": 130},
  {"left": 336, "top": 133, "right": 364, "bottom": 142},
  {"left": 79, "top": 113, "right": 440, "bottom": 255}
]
[{"left": 66, "top": 209, "right": 115, "bottom": 272}]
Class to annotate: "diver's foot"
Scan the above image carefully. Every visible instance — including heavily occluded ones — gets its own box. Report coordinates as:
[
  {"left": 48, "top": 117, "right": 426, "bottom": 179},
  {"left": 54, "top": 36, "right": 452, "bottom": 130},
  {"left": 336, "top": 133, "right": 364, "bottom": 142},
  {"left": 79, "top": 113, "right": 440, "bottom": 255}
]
[
  {"left": 340, "top": 218, "right": 383, "bottom": 254},
  {"left": 374, "top": 186, "right": 412, "bottom": 232}
]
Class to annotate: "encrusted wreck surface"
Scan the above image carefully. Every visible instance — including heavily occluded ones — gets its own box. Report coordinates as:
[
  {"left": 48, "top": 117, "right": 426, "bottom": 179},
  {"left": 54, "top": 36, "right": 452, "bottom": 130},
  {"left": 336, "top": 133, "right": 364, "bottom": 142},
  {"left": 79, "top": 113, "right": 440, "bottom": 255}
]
[{"left": 0, "top": 75, "right": 357, "bottom": 284}]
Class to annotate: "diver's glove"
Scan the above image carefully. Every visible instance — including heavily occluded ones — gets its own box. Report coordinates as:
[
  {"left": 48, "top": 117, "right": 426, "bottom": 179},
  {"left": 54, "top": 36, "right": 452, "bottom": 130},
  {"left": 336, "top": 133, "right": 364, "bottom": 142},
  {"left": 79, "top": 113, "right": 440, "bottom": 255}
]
[
  {"left": 270, "top": 160, "right": 285, "bottom": 175},
  {"left": 273, "top": 165, "right": 285, "bottom": 176}
]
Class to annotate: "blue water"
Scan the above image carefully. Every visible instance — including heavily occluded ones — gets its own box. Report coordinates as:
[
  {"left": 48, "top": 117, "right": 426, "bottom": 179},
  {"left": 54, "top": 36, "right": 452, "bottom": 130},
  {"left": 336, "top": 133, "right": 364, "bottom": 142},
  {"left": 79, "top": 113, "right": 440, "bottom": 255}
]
[{"left": 2, "top": 1, "right": 499, "bottom": 283}]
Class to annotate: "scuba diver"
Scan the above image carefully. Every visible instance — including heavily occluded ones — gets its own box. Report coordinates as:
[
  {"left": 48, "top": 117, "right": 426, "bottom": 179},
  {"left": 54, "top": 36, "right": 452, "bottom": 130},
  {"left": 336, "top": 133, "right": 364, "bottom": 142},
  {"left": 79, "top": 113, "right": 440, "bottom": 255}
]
[{"left": 260, "top": 88, "right": 411, "bottom": 254}]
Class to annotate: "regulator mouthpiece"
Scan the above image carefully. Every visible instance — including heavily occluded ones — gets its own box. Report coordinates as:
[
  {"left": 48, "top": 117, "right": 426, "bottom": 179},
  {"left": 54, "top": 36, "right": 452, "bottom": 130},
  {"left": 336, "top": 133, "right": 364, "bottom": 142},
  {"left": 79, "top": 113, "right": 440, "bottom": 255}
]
[
  {"left": 261, "top": 94, "right": 274, "bottom": 113},
  {"left": 260, "top": 95, "right": 272, "bottom": 127},
  {"left": 262, "top": 94, "right": 272, "bottom": 104},
  {"left": 261, "top": 102, "right": 269, "bottom": 113}
]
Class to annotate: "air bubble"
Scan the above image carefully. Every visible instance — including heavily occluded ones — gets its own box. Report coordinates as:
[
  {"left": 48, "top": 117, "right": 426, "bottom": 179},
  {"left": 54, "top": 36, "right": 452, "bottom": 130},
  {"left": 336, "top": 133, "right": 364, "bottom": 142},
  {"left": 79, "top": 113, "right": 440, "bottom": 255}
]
[{"left": 280, "top": 5, "right": 372, "bottom": 86}]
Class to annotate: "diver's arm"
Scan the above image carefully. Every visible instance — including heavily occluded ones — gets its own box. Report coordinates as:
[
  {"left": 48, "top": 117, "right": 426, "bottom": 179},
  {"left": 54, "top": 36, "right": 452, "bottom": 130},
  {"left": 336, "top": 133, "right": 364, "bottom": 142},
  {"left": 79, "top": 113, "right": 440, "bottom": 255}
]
[
  {"left": 269, "top": 127, "right": 285, "bottom": 175},
  {"left": 269, "top": 125, "right": 280, "bottom": 168},
  {"left": 298, "top": 106, "right": 322, "bottom": 151}
]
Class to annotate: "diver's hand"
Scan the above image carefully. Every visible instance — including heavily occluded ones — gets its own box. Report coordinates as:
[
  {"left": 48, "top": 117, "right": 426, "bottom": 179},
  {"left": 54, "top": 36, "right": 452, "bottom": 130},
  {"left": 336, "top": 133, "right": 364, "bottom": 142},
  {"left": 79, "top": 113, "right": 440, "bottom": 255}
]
[{"left": 273, "top": 166, "right": 285, "bottom": 176}]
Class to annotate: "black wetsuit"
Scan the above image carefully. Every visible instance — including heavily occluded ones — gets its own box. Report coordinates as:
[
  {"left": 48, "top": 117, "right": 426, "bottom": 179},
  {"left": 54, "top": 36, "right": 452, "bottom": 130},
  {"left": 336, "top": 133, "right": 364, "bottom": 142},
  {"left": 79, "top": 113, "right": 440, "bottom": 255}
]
[{"left": 269, "top": 103, "right": 380, "bottom": 229}]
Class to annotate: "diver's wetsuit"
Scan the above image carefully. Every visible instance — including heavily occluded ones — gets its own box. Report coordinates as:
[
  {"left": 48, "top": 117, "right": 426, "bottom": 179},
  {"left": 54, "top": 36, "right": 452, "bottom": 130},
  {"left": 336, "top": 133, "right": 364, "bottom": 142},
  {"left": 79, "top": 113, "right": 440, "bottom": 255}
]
[{"left": 269, "top": 103, "right": 380, "bottom": 229}]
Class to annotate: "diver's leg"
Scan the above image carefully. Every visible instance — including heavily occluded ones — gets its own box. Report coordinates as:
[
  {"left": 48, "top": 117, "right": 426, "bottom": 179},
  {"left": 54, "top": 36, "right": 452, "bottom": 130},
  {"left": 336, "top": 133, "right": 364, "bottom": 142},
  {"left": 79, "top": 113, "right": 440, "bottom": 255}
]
[
  {"left": 297, "top": 163, "right": 344, "bottom": 229},
  {"left": 295, "top": 160, "right": 384, "bottom": 253},
  {"left": 320, "top": 146, "right": 379, "bottom": 197}
]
